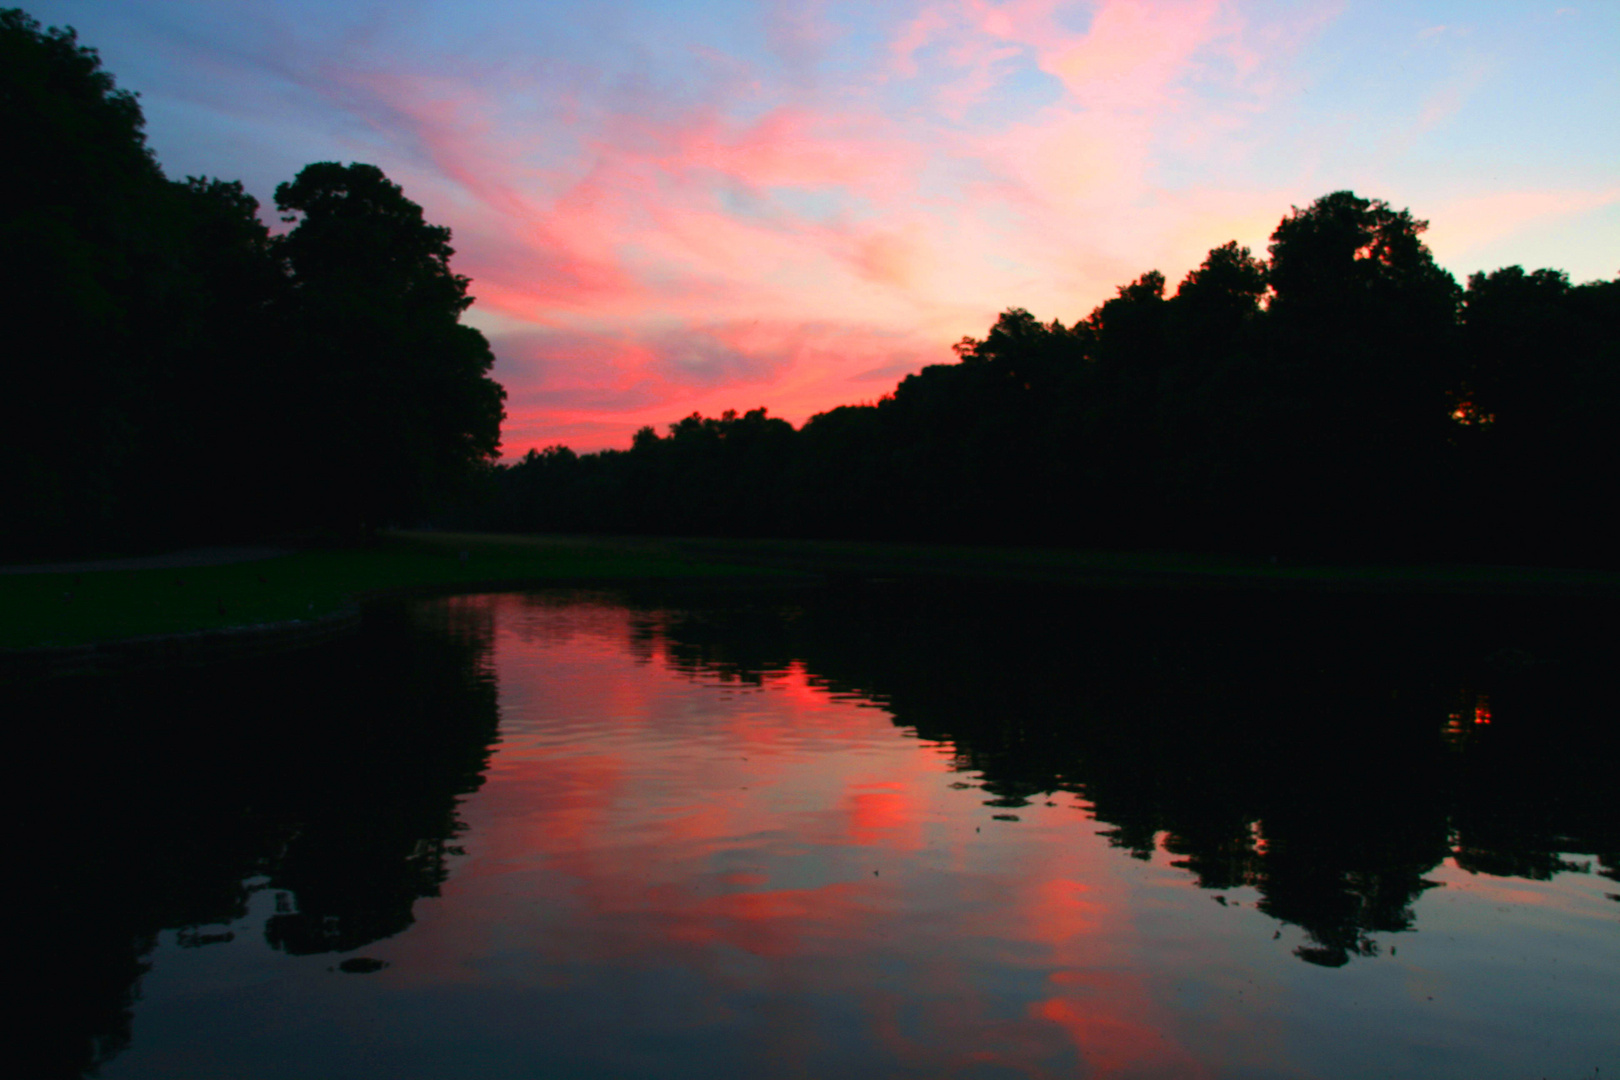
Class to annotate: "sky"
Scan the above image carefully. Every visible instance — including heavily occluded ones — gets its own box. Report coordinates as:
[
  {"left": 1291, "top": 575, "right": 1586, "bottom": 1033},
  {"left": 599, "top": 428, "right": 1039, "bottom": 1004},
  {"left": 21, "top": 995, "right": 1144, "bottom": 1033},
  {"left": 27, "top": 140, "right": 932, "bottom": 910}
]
[{"left": 28, "top": 1, "right": 1620, "bottom": 454}]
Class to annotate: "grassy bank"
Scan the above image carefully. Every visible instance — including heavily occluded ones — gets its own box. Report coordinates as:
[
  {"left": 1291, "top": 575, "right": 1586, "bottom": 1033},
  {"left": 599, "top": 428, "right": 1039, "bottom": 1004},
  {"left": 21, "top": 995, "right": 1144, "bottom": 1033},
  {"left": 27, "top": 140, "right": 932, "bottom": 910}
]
[
  {"left": 0, "top": 532, "right": 770, "bottom": 651},
  {"left": 6, "top": 530, "right": 1620, "bottom": 653},
  {"left": 661, "top": 535, "right": 1620, "bottom": 593}
]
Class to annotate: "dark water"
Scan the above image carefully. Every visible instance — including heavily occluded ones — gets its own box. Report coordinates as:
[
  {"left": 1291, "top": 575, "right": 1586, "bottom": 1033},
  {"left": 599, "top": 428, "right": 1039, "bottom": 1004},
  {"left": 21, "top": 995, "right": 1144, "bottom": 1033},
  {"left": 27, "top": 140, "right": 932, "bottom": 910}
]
[{"left": 13, "top": 585, "right": 1619, "bottom": 1079}]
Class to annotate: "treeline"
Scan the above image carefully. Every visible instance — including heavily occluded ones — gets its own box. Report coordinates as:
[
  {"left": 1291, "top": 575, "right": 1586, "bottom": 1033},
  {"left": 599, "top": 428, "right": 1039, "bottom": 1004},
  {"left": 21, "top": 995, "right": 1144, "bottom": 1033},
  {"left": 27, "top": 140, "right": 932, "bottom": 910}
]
[
  {"left": 1, "top": 10, "right": 504, "bottom": 558},
  {"left": 11, "top": 8, "right": 1616, "bottom": 566},
  {"left": 484, "top": 197, "right": 1619, "bottom": 564}
]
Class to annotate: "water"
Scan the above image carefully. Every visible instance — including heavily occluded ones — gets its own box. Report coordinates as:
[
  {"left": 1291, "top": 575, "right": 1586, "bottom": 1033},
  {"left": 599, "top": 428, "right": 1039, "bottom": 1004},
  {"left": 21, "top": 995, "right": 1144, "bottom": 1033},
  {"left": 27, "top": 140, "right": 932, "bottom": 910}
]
[{"left": 15, "top": 585, "right": 1619, "bottom": 1078}]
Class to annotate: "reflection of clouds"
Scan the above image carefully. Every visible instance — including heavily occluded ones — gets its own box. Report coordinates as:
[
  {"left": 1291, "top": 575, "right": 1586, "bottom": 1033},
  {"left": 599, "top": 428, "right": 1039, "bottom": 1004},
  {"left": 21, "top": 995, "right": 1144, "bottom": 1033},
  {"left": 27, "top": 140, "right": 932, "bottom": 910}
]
[
  {"left": 96, "top": 589, "right": 1610, "bottom": 1077},
  {"left": 382, "top": 592, "right": 1278, "bottom": 1077},
  {"left": 362, "top": 590, "right": 1620, "bottom": 1076},
  {"left": 844, "top": 784, "right": 925, "bottom": 850}
]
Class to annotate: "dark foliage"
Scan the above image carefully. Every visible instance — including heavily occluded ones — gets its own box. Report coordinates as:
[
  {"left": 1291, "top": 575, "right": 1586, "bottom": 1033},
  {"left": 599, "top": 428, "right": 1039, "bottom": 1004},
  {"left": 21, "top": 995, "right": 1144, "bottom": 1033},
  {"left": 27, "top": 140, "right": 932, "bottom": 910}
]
[
  {"left": 1, "top": 8, "right": 168, "bottom": 551},
  {"left": 6, "top": 6, "right": 1615, "bottom": 566},
  {"left": 1, "top": 10, "right": 504, "bottom": 556},
  {"left": 480, "top": 192, "right": 1618, "bottom": 566},
  {"left": 275, "top": 163, "right": 505, "bottom": 532}
]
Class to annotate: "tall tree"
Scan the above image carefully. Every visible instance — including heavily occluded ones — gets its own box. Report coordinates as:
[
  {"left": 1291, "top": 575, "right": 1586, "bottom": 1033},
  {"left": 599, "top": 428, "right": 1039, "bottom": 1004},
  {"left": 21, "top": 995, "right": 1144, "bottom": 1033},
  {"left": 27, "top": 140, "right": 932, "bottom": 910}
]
[
  {"left": 274, "top": 162, "right": 506, "bottom": 531},
  {"left": 1263, "top": 191, "right": 1461, "bottom": 554},
  {"left": 0, "top": 8, "right": 170, "bottom": 552}
]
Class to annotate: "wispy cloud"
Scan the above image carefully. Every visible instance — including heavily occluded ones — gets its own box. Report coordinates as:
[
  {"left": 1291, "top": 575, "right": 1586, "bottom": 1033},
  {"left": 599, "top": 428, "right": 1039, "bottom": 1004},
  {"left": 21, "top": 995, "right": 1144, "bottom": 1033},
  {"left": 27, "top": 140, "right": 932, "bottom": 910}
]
[
  {"left": 41, "top": 0, "right": 1618, "bottom": 452},
  {"left": 1425, "top": 187, "right": 1620, "bottom": 271}
]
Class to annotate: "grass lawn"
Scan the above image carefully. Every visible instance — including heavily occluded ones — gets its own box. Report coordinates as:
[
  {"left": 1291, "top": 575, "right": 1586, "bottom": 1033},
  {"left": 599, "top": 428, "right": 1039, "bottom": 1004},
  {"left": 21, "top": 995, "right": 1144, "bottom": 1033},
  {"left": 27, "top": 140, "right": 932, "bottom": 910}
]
[
  {"left": 0, "top": 532, "right": 770, "bottom": 651},
  {"left": 5, "top": 529, "right": 1619, "bottom": 652}
]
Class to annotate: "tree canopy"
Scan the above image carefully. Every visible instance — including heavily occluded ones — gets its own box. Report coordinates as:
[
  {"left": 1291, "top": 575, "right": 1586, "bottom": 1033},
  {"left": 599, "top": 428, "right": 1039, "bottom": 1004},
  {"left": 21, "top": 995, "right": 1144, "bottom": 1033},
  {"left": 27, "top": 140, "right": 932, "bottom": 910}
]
[
  {"left": 7, "top": 6, "right": 1616, "bottom": 567},
  {"left": 275, "top": 162, "right": 505, "bottom": 530},
  {"left": 1, "top": 9, "right": 504, "bottom": 555},
  {"left": 479, "top": 190, "right": 1618, "bottom": 567}
]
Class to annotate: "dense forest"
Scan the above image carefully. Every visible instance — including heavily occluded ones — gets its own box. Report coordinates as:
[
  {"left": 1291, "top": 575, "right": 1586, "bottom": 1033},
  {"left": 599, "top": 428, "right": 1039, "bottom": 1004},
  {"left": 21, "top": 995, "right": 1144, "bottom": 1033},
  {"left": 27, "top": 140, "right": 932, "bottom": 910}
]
[
  {"left": 1, "top": 9, "right": 505, "bottom": 557},
  {"left": 6, "top": 7, "right": 1618, "bottom": 567},
  {"left": 482, "top": 205, "right": 1619, "bottom": 564}
]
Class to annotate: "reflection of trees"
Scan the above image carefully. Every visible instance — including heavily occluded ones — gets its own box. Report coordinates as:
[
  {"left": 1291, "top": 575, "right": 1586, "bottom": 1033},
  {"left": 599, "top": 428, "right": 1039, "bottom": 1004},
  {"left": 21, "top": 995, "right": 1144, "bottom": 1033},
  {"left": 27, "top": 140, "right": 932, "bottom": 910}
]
[
  {"left": 640, "top": 584, "right": 1620, "bottom": 965},
  {"left": 261, "top": 602, "right": 499, "bottom": 956},
  {"left": 12, "top": 600, "right": 499, "bottom": 1079},
  {"left": 21, "top": 586, "right": 1613, "bottom": 1076},
  {"left": 1447, "top": 675, "right": 1620, "bottom": 895}
]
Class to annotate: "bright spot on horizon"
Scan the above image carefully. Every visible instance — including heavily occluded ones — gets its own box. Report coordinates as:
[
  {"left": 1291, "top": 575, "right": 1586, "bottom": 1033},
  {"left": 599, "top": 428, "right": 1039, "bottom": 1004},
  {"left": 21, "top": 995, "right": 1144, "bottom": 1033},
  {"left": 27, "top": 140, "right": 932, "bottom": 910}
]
[{"left": 30, "top": 0, "right": 1620, "bottom": 453}]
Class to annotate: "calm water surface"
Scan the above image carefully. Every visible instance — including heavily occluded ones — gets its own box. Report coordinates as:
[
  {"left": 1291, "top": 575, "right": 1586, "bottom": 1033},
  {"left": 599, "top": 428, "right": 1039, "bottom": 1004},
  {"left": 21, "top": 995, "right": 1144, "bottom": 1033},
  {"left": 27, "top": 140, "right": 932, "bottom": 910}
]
[{"left": 17, "top": 586, "right": 1619, "bottom": 1078}]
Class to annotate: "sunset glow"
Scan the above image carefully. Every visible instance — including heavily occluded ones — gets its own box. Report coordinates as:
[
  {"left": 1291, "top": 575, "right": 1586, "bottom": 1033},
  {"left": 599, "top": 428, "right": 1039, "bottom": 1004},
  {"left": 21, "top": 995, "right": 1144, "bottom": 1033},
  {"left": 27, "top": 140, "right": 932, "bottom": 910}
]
[
  {"left": 34, "top": 0, "right": 1620, "bottom": 453},
  {"left": 382, "top": 593, "right": 1292, "bottom": 1077}
]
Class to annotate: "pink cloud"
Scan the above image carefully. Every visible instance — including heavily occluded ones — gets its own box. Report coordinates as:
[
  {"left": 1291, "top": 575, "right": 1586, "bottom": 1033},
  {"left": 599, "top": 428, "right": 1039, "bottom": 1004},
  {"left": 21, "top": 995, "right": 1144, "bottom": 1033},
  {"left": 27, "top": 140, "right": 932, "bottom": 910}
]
[
  {"left": 249, "top": 2, "right": 1344, "bottom": 453},
  {"left": 663, "top": 106, "right": 921, "bottom": 191},
  {"left": 105, "top": 0, "right": 1620, "bottom": 456},
  {"left": 490, "top": 318, "right": 945, "bottom": 454},
  {"left": 1038, "top": 0, "right": 1226, "bottom": 110}
]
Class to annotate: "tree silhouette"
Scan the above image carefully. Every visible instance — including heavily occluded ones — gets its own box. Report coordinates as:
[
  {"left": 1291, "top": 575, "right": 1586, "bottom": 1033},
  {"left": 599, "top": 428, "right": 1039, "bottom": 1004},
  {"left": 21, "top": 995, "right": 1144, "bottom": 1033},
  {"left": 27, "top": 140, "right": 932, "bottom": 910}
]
[
  {"left": 1263, "top": 191, "right": 1462, "bottom": 555},
  {"left": 1459, "top": 266, "right": 1620, "bottom": 562},
  {"left": 275, "top": 162, "right": 506, "bottom": 533},
  {"left": 10, "top": 4, "right": 1614, "bottom": 568},
  {"left": 2, "top": 13, "right": 508, "bottom": 554},
  {"left": 476, "top": 185, "right": 1619, "bottom": 570},
  {"left": 131, "top": 177, "right": 290, "bottom": 540},
  {"left": 0, "top": 8, "right": 169, "bottom": 553}
]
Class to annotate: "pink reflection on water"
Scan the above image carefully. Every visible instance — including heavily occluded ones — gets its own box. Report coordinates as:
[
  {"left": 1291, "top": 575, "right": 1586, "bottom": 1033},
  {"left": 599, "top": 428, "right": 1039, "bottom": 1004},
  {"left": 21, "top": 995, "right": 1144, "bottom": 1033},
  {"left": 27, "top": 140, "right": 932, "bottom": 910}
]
[{"left": 385, "top": 593, "right": 1294, "bottom": 1076}]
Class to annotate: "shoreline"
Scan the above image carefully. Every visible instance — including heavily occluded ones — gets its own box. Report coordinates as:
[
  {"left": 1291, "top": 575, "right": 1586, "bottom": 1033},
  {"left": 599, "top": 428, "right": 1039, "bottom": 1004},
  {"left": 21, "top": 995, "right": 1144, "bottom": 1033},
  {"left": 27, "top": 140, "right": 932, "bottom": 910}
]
[
  {"left": 0, "top": 545, "right": 292, "bottom": 576},
  {"left": 0, "top": 603, "right": 362, "bottom": 683},
  {"left": 5, "top": 530, "right": 1618, "bottom": 682}
]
